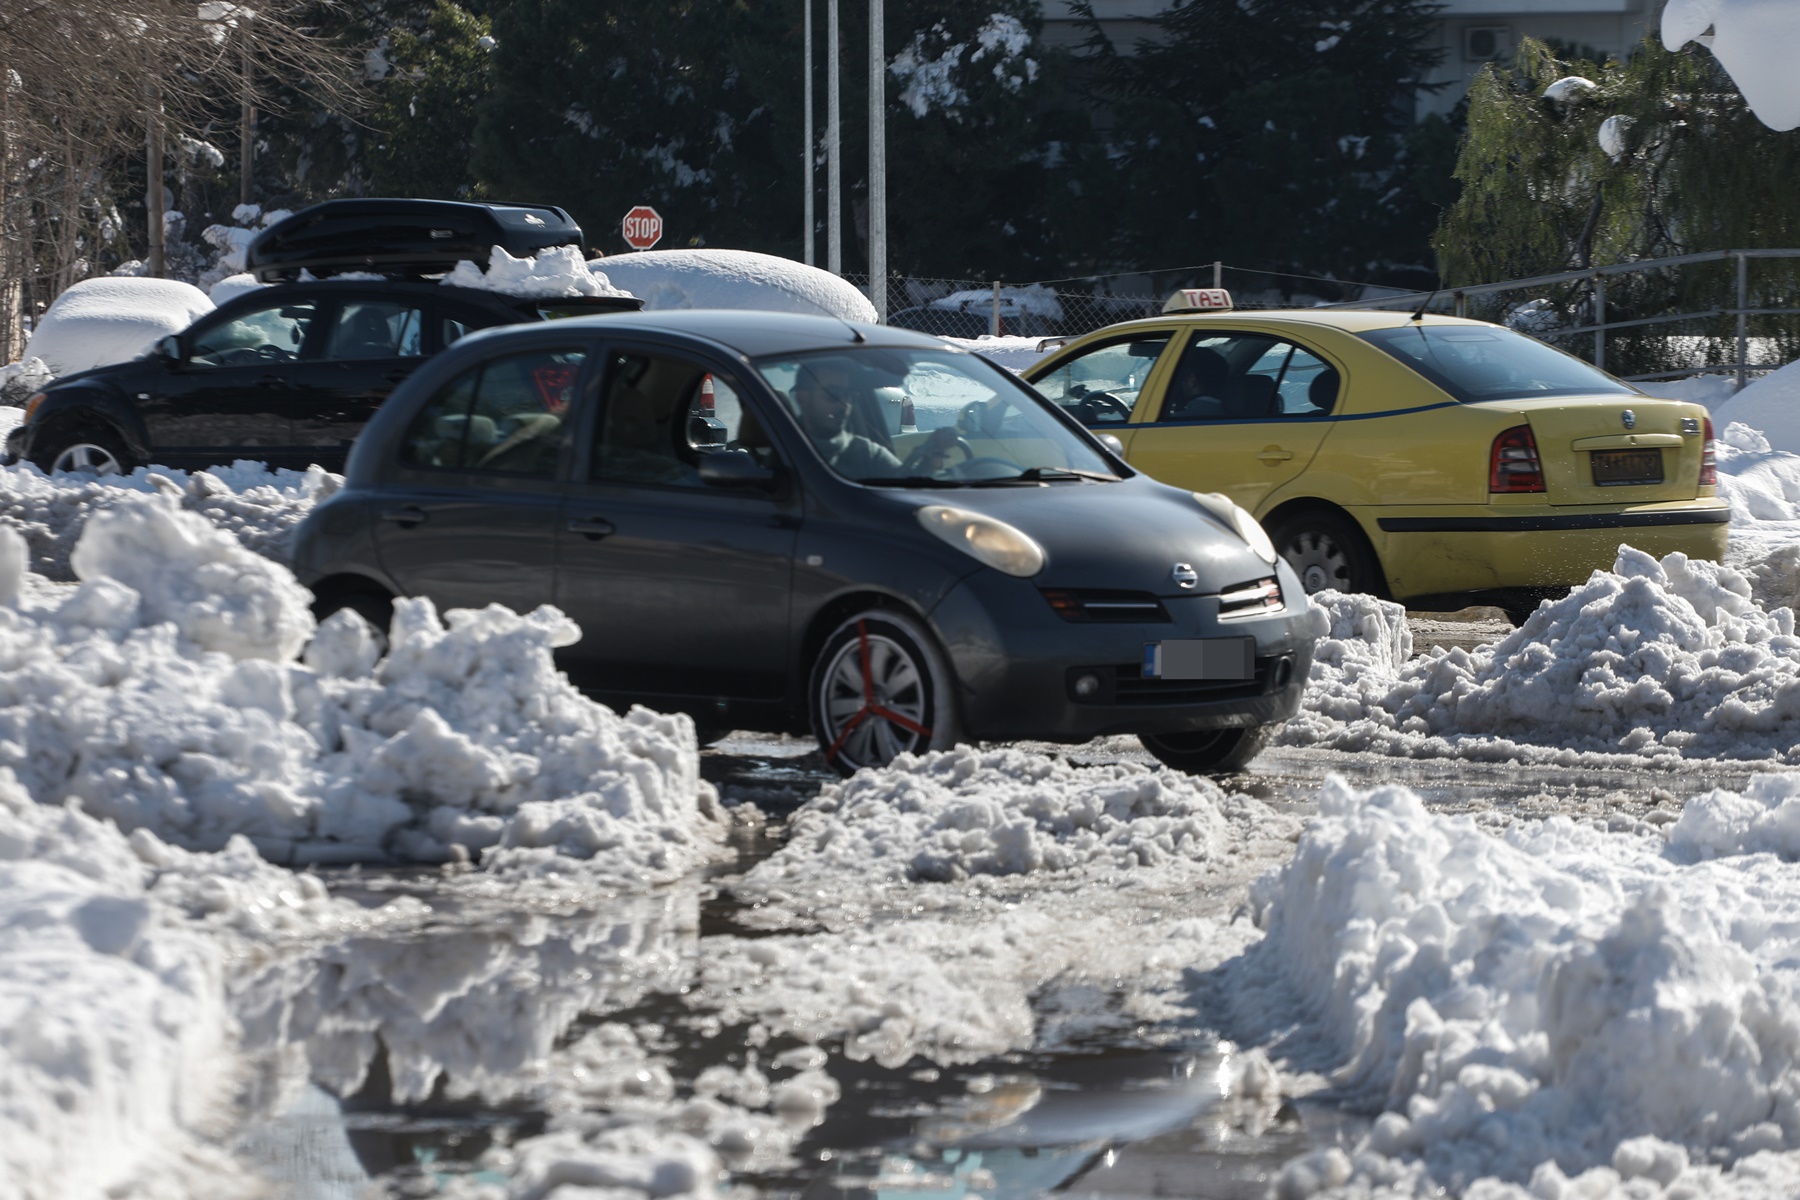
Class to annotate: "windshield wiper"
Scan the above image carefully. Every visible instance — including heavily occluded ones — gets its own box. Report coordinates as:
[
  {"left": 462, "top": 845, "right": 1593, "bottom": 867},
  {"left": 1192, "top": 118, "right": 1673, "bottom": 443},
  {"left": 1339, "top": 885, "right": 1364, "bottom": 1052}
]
[
  {"left": 861, "top": 475, "right": 967, "bottom": 488},
  {"left": 969, "top": 466, "right": 1120, "bottom": 486}
]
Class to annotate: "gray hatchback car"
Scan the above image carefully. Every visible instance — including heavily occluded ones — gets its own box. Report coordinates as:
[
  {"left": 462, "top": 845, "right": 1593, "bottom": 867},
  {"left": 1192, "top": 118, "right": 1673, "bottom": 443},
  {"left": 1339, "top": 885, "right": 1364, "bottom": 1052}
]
[{"left": 289, "top": 311, "right": 1319, "bottom": 775}]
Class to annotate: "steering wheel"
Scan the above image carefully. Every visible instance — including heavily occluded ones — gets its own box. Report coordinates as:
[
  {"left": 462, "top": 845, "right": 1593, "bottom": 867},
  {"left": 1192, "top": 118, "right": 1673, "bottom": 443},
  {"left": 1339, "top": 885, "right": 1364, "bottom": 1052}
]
[
  {"left": 1075, "top": 392, "right": 1132, "bottom": 424},
  {"left": 902, "top": 435, "right": 973, "bottom": 476},
  {"left": 952, "top": 455, "right": 1027, "bottom": 478}
]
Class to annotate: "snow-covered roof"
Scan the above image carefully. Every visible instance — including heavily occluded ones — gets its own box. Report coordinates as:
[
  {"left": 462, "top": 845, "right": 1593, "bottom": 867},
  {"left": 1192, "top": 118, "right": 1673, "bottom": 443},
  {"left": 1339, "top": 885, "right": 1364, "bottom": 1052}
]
[
  {"left": 23, "top": 277, "right": 213, "bottom": 375},
  {"left": 591, "top": 248, "right": 877, "bottom": 322}
]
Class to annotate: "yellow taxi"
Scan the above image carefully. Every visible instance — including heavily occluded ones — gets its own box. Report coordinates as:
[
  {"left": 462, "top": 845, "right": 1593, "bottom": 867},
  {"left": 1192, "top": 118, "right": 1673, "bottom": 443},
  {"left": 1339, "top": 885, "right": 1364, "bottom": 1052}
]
[{"left": 1022, "top": 290, "right": 1728, "bottom": 622}]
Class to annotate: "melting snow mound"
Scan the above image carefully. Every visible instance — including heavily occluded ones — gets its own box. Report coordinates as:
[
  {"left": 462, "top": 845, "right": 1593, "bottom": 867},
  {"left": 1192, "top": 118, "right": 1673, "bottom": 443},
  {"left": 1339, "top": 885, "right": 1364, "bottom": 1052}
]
[
  {"left": 0, "top": 497, "right": 722, "bottom": 875},
  {"left": 1286, "top": 547, "right": 1800, "bottom": 763},
  {"left": 1229, "top": 775, "right": 1800, "bottom": 1198}
]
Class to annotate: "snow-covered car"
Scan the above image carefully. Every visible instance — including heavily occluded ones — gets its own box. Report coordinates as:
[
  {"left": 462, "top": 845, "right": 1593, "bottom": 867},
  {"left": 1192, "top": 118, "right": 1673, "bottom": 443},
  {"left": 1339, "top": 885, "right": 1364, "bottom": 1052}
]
[
  {"left": 5, "top": 277, "right": 640, "bottom": 475},
  {"left": 291, "top": 310, "right": 1319, "bottom": 775},
  {"left": 1024, "top": 292, "right": 1730, "bottom": 622}
]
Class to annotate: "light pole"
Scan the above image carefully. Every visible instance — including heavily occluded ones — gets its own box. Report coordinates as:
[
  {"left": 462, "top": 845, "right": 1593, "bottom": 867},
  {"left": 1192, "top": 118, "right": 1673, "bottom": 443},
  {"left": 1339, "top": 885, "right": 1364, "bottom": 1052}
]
[
  {"left": 827, "top": 0, "right": 842, "bottom": 275},
  {"left": 868, "top": 0, "right": 886, "bottom": 320},
  {"left": 803, "top": 0, "right": 814, "bottom": 265}
]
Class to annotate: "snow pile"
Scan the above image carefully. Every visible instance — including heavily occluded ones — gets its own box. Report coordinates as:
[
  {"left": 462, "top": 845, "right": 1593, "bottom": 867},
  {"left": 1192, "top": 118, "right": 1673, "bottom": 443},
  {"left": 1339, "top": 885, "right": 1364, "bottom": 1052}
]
[
  {"left": 1284, "top": 547, "right": 1800, "bottom": 763},
  {"left": 1230, "top": 776, "right": 1800, "bottom": 1197},
  {"left": 704, "top": 749, "right": 1295, "bottom": 1070},
  {"left": 1715, "top": 359, "right": 1800, "bottom": 454},
  {"left": 0, "top": 356, "right": 53, "bottom": 404},
  {"left": 945, "top": 333, "right": 1059, "bottom": 373},
  {"left": 1665, "top": 0, "right": 1800, "bottom": 131},
  {"left": 0, "top": 772, "right": 298, "bottom": 1198},
  {"left": 442, "top": 244, "right": 635, "bottom": 299},
  {"left": 592, "top": 248, "right": 878, "bottom": 322},
  {"left": 0, "top": 497, "right": 724, "bottom": 874},
  {"left": 743, "top": 745, "right": 1233, "bottom": 887},
  {"left": 0, "top": 462, "right": 339, "bottom": 581},
  {"left": 23, "top": 276, "right": 214, "bottom": 375}
]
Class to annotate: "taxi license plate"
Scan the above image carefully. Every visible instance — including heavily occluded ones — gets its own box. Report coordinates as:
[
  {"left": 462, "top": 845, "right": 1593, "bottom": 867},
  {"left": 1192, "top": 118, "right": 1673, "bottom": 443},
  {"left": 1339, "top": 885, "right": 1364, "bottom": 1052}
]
[
  {"left": 1142, "top": 638, "right": 1254, "bottom": 680},
  {"left": 1591, "top": 448, "right": 1663, "bottom": 486}
]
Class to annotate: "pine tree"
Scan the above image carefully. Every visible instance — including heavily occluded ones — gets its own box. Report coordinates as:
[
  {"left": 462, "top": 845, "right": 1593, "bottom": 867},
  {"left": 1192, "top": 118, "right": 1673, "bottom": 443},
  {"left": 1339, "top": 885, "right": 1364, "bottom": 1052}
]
[
  {"left": 1066, "top": 0, "right": 1448, "bottom": 288},
  {"left": 367, "top": 3, "right": 497, "bottom": 200}
]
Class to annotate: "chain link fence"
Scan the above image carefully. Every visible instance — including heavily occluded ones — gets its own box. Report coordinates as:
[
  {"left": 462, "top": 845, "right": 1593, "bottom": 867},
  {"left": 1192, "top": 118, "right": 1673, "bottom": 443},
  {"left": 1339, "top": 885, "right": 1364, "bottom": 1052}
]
[{"left": 844, "top": 264, "right": 1416, "bottom": 339}]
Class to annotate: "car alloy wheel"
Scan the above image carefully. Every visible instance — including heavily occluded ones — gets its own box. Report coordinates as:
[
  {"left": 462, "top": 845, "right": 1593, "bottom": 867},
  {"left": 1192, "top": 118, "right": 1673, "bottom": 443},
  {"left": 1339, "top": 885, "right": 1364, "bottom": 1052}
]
[
  {"left": 47, "top": 440, "right": 127, "bottom": 476},
  {"left": 810, "top": 608, "right": 959, "bottom": 776}
]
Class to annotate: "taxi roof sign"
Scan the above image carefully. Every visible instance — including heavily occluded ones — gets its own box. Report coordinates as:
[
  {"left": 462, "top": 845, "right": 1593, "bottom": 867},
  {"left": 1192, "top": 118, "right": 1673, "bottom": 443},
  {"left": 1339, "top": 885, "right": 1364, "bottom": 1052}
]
[{"left": 1163, "top": 288, "right": 1234, "bottom": 314}]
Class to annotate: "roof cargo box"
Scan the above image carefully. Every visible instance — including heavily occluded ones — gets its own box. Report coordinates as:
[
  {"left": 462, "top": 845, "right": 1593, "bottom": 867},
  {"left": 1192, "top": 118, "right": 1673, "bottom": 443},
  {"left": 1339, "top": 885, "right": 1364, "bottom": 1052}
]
[{"left": 245, "top": 198, "right": 584, "bottom": 282}]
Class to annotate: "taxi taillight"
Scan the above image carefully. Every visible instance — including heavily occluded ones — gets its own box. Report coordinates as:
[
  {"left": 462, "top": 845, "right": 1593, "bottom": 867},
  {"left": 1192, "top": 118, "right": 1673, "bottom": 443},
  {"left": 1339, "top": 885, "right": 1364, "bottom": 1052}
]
[
  {"left": 1490, "top": 425, "right": 1545, "bottom": 493},
  {"left": 1700, "top": 416, "right": 1718, "bottom": 486}
]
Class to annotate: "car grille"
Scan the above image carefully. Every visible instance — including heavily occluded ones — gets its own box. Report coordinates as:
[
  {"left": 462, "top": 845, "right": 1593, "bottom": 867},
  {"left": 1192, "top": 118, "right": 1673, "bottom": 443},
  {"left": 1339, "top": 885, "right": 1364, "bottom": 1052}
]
[
  {"left": 1217, "top": 577, "right": 1284, "bottom": 619},
  {"left": 1041, "top": 589, "right": 1171, "bottom": 623},
  {"left": 1067, "top": 655, "right": 1294, "bottom": 706}
]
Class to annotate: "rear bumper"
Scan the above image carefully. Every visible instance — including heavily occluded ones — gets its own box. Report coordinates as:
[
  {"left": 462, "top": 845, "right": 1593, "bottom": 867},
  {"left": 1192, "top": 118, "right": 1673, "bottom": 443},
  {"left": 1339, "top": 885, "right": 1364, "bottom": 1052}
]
[
  {"left": 1365, "top": 500, "right": 1729, "bottom": 599},
  {"left": 929, "top": 570, "right": 1317, "bottom": 744}
]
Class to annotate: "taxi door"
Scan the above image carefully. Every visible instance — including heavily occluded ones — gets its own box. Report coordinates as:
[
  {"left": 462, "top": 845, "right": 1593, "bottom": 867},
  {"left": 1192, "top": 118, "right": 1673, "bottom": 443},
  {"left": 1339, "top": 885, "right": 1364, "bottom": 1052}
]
[{"left": 1123, "top": 331, "right": 1340, "bottom": 512}]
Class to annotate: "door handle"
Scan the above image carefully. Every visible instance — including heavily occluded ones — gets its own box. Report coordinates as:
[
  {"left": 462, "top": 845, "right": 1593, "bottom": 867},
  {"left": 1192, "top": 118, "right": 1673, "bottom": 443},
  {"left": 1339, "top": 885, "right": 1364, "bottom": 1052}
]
[
  {"left": 566, "top": 516, "right": 616, "bottom": 539},
  {"left": 382, "top": 368, "right": 415, "bottom": 385},
  {"left": 380, "top": 505, "right": 428, "bottom": 527},
  {"left": 1257, "top": 446, "right": 1294, "bottom": 463},
  {"left": 257, "top": 374, "right": 286, "bottom": 388}
]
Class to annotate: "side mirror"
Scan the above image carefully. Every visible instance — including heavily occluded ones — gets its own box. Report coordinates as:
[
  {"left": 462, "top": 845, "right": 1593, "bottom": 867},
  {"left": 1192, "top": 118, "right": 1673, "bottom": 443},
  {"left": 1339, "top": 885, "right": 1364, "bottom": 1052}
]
[
  {"left": 698, "top": 449, "right": 776, "bottom": 488},
  {"left": 1097, "top": 433, "right": 1126, "bottom": 456},
  {"left": 154, "top": 335, "right": 181, "bottom": 363}
]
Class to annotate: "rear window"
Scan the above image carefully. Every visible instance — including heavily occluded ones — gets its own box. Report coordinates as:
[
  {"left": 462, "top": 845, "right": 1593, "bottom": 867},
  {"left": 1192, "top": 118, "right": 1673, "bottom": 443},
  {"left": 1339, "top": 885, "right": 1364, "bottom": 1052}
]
[{"left": 1358, "top": 325, "right": 1638, "bottom": 403}]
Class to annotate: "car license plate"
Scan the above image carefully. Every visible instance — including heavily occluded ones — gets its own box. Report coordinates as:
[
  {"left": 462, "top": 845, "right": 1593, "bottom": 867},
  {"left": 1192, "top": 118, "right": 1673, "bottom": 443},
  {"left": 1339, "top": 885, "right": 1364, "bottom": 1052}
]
[
  {"left": 1142, "top": 638, "right": 1254, "bottom": 680},
  {"left": 1591, "top": 448, "right": 1663, "bottom": 486}
]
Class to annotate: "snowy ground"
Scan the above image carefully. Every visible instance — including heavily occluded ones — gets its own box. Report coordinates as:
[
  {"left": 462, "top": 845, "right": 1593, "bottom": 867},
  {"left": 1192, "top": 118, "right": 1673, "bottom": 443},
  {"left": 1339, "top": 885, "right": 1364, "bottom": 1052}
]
[{"left": 9, "top": 369, "right": 1800, "bottom": 1197}]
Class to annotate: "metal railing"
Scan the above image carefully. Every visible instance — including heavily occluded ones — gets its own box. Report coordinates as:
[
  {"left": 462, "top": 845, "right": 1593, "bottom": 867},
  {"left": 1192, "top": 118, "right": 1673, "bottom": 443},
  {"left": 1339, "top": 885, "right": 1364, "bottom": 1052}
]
[{"left": 1313, "top": 249, "right": 1800, "bottom": 391}]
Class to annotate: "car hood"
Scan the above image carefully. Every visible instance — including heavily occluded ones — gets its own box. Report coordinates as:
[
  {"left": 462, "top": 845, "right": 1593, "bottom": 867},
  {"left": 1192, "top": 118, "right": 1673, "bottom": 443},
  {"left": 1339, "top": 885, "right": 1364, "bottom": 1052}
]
[{"left": 890, "top": 479, "right": 1277, "bottom": 595}]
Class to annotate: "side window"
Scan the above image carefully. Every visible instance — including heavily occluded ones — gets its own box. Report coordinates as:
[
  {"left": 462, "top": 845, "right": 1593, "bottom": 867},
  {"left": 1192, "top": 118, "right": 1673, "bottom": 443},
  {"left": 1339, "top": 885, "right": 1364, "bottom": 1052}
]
[
  {"left": 1032, "top": 334, "right": 1171, "bottom": 427},
  {"left": 189, "top": 300, "right": 317, "bottom": 366},
  {"left": 1159, "top": 333, "right": 1335, "bottom": 422},
  {"left": 593, "top": 353, "right": 759, "bottom": 487},
  {"left": 397, "top": 347, "right": 584, "bottom": 477},
  {"left": 324, "top": 301, "right": 424, "bottom": 360}
]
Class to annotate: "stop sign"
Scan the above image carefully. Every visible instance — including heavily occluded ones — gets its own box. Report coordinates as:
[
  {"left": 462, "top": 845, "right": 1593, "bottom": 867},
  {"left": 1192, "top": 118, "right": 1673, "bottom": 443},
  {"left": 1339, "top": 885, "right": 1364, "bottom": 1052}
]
[{"left": 621, "top": 206, "right": 663, "bottom": 250}]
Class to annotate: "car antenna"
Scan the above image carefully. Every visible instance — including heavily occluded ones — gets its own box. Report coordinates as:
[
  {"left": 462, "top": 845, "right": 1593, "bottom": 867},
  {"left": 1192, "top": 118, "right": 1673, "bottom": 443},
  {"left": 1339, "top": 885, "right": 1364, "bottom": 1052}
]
[
  {"left": 1410, "top": 280, "right": 1441, "bottom": 323},
  {"left": 841, "top": 319, "right": 867, "bottom": 344}
]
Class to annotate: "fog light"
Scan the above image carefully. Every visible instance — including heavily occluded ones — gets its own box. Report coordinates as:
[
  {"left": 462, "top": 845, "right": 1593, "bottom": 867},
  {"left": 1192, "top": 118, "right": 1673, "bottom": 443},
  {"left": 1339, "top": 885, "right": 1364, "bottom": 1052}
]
[{"left": 1073, "top": 672, "right": 1101, "bottom": 698}]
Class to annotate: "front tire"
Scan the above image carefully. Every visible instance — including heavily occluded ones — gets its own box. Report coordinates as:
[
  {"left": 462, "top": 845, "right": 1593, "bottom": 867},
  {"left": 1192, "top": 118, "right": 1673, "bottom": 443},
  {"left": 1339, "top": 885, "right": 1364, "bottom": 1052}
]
[
  {"left": 36, "top": 428, "right": 135, "bottom": 477},
  {"left": 1139, "top": 724, "right": 1276, "bottom": 775},
  {"left": 810, "top": 608, "right": 961, "bottom": 776},
  {"left": 1268, "top": 509, "right": 1382, "bottom": 597}
]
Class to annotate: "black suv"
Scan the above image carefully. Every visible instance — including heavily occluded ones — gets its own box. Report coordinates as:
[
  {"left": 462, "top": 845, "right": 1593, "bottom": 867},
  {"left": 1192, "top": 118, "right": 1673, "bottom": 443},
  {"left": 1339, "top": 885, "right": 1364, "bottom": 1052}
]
[{"left": 6, "top": 199, "right": 641, "bottom": 474}]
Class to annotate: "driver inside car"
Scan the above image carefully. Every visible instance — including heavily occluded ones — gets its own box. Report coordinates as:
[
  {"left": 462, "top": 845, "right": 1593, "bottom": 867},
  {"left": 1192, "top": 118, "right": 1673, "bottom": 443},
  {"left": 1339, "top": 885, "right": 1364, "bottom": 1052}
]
[{"left": 793, "top": 363, "right": 959, "bottom": 479}]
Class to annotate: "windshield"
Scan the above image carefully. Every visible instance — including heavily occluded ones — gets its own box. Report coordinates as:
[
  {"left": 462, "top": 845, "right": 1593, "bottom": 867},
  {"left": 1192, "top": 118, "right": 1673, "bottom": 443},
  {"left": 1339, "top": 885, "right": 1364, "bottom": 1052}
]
[
  {"left": 756, "top": 347, "right": 1120, "bottom": 486},
  {"left": 1358, "top": 324, "right": 1638, "bottom": 403}
]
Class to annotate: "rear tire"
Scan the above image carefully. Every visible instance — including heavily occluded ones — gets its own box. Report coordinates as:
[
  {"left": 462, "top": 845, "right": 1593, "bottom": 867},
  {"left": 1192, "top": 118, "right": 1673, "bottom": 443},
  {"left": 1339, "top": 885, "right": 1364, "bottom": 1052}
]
[
  {"left": 810, "top": 608, "right": 961, "bottom": 776},
  {"left": 1139, "top": 723, "right": 1276, "bottom": 775},
  {"left": 36, "top": 428, "right": 134, "bottom": 477},
  {"left": 1268, "top": 509, "right": 1382, "bottom": 597}
]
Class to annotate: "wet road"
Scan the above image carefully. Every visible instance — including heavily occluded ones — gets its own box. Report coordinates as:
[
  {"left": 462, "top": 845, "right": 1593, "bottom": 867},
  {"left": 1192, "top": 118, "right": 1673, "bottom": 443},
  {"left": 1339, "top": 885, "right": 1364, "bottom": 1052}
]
[{"left": 226, "top": 725, "right": 1754, "bottom": 1198}]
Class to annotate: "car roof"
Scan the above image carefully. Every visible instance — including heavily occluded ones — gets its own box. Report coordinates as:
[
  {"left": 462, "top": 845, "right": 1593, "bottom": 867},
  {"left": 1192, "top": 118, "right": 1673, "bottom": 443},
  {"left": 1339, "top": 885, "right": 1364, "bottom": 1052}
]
[
  {"left": 1081, "top": 308, "right": 1505, "bottom": 337},
  {"left": 455, "top": 308, "right": 956, "bottom": 359}
]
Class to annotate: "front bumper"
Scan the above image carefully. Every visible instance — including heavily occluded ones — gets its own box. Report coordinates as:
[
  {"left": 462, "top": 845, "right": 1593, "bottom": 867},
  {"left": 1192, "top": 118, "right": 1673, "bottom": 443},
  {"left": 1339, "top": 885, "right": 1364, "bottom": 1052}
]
[
  {"left": 930, "top": 572, "right": 1316, "bottom": 744},
  {"left": 1365, "top": 499, "right": 1731, "bottom": 599}
]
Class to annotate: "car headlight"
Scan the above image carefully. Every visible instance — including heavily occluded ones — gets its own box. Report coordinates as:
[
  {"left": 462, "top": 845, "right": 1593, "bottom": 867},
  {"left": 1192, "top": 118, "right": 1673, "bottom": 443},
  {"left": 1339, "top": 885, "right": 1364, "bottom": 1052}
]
[
  {"left": 916, "top": 505, "right": 1046, "bottom": 577},
  {"left": 1192, "top": 491, "right": 1278, "bottom": 564},
  {"left": 22, "top": 392, "right": 46, "bottom": 423}
]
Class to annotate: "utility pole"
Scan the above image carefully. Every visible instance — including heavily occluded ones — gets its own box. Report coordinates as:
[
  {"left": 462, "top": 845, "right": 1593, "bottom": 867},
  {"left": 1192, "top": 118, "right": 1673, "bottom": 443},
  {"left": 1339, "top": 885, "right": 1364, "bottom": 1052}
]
[
  {"left": 803, "top": 0, "right": 814, "bottom": 265},
  {"left": 868, "top": 0, "right": 886, "bottom": 320},
  {"left": 147, "top": 82, "right": 165, "bottom": 278},
  {"left": 239, "top": 16, "right": 256, "bottom": 208},
  {"left": 827, "top": 0, "right": 841, "bottom": 275}
]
